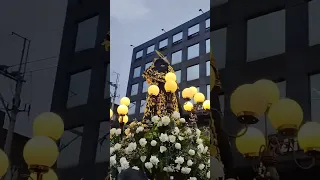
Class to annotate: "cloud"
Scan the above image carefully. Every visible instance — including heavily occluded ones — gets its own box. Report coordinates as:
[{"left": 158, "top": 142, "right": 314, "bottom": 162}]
[{"left": 111, "top": 0, "right": 150, "bottom": 21}]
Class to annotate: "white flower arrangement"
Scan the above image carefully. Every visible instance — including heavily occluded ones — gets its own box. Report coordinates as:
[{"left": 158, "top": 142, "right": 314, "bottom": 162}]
[{"left": 109, "top": 112, "right": 224, "bottom": 180}]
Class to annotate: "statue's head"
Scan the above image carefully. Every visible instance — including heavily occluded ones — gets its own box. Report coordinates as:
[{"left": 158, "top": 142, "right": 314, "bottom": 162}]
[{"left": 154, "top": 58, "right": 169, "bottom": 73}]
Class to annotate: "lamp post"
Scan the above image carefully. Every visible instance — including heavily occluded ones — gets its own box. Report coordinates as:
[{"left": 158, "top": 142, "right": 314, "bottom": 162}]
[
  {"left": 117, "top": 101, "right": 130, "bottom": 138},
  {"left": 28, "top": 168, "right": 58, "bottom": 180},
  {"left": 23, "top": 112, "right": 64, "bottom": 180},
  {"left": 217, "top": 79, "right": 320, "bottom": 179}
]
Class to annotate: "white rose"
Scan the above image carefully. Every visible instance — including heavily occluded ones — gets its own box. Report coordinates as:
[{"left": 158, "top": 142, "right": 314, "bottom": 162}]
[
  {"left": 110, "top": 155, "right": 117, "bottom": 166},
  {"left": 167, "top": 166, "right": 174, "bottom": 172},
  {"left": 159, "top": 133, "right": 168, "bottom": 142},
  {"left": 145, "top": 162, "right": 153, "bottom": 169},
  {"left": 116, "top": 128, "right": 122, "bottom": 135},
  {"left": 139, "top": 138, "right": 147, "bottom": 147},
  {"left": 188, "top": 149, "right": 195, "bottom": 156},
  {"left": 114, "top": 143, "right": 121, "bottom": 150},
  {"left": 207, "top": 171, "right": 210, "bottom": 178},
  {"left": 169, "top": 135, "right": 176, "bottom": 143},
  {"left": 110, "top": 128, "right": 117, "bottom": 135},
  {"left": 196, "top": 138, "right": 203, "bottom": 144},
  {"left": 151, "top": 140, "right": 157, "bottom": 146},
  {"left": 150, "top": 156, "right": 160, "bottom": 166},
  {"left": 187, "top": 160, "right": 193, "bottom": 166},
  {"left": 198, "top": 164, "right": 205, "bottom": 170},
  {"left": 132, "top": 166, "right": 139, "bottom": 171},
  {"left": 173, "top": 127, "right": 180, "bottom": 135},
  {"left": 163, "top": 167, "right": 168, "bottom": 172},
  {"left": 186, "top": 128, "right": 192, "bottom": 135},
  {"left": 152, "top": 116, "right": 160, "bottom": 123},
  {"left": 179, "top": 118, "right": 186, "bottom": 123},
  {"left": 175, "top": 156, "right": 184, "bottom": 164},
  {"left": 160, "top": 146, "right": 167, "bottom": 153},
  {"left": 175, "top": 143, "right": 181, "bottom": 150},
  {"left": 161, "top": 116, "right": 170, "bottom": 126},
  {"left": 136, "top": 126, "right": 144, "bottom": 133},
  {"left": 189, "top": 177, "right": 197, "bottom": 180},
  {"left": 120, "top": 157, "right": 127, "bottom": 163},
  {"left": 203, "top": 146, "right": 208, "bottom": 153},
  {"left": 196, "top": 128, "right": 201, "bottom": 137},
  {"left": 178, "top": 136, "right": 185, "bottom": 141},
  {"left": 120, "top": 160, "right": 130, "bottom": 170},
  {"left": 157, "top": 121, "right": 163, "bottom": 127},
  {"left": 172, "top": 111, "right": 180, "bottom": 119},
  {"left": 181, "top": 167, "right": 191, "bottom": 174},
  {"left": 197, "top": 144, "right": 204, "bottom": 153},
  {"left": 110, "top": 147, "right": 115, "bottom": 155},
  {"left": 140, "top": 156, "right": 146, "bottom": 162}
]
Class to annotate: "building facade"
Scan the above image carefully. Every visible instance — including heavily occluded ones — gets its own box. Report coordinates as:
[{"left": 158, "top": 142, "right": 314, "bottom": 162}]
[
  {"left": 211, "top": 0, "right": 320, "bottom": 178},
  {"left": 126, "top": 11, "right": 211, "bottom": 121},
  {"left": 51, "top": 0, "right": 109, "bottom": 179}
]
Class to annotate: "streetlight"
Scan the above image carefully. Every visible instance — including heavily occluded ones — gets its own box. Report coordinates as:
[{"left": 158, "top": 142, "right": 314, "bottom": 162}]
[
  {"left": 0, "top": 149, "right": 9, "bottom": 178},
  {"left": 23, "top": 136, "right": 59, "bottom": 180},
  {"left": 29, "top": 169, "right": 58, "bottom": 180},
  {"left": 117, "top": 101, "right": 130, "bottom": 138},
  {"left": 33, "top": 112, "right": 64, "bottom": 141}
]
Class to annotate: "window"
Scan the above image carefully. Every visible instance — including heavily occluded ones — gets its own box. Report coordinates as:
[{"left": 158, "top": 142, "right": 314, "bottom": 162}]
[
  {"left": 206, "top": 39, "right": 210, "bottom": 54},
  {"left": 206, "top": 61, "right": 210, "bottom": 76},
  {"left": 133, "top": 66, "right": 141, "bottom": 78},
  {"left": 247, "top": 10, "right": 285, "bottom": 61},
  {"left": 309, "top": 0, "right": 320, "bottom": 46},
  {"left": 159, "top": 39, "right": 168, "bottom": 49},
  {"left": 251, "top": 81, "right": 287, "bottom": 135},
  {"left": 57, "top": 126, "right": 83, "bottom": 168},
  {"left": 173, "top": 32, "right": 183, "bottom": 43},
  {"left": 143, "top": 81, "right": 149, "bottom": 93},
  {"left": 67, "top": 70, "right": 91, "bottom": 108},
  {"left": 172, "top": 50, "right": 182, "bottom": 65},
  {"left": 211, "top": 28, "right": 226, "bottom": 69},
  {"left": 207, "top": 85, "right": 210, "bottom": 100},
  {"left": 219, "top": 95, "right": 224, "bottom": 114},
  {"left": 188, "top": 24, "right": 199, "bottom": 36},
  {"left": 128, "top": 102, "right": 136, "bottom": 115},
  {"left": 188, "top": 43, "right": 200, "bottom": 60},
  {"left": 187, "top": 65, "right": 199, "bottom": 81},
  {"left": 131, "top": 83, "right": 139, "bottom": 96},
  {"left": 147, "top": 45, "right": 155, "bottom": 54},
  {"left": 145, "top": 62, "right": 152, "bottom": 69},
  {"left": 96, "top": 121, "right": 109, "bottom": 162},
  {"left": 206, "top": 19, "right": 210, "bottom": 29},
  {"left": 140, "top": 100, "right": 146, "bottom": 113},
  {"left": 75, "top": 16, "right": 99, "bottom": 52},
  {"left": 175, "top": 70, "right": 181, "bottom": 83},
  {"left": 136, "top": 50, "right": 143, "bottom": 59},
  {"left": 311, "top": 74, "right": 320, "bottom": 123}
]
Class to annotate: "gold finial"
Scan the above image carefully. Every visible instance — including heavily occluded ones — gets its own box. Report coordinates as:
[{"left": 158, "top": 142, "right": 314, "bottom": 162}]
[{"left": 102, "top": 31, "right": 110, "bottom": 52}]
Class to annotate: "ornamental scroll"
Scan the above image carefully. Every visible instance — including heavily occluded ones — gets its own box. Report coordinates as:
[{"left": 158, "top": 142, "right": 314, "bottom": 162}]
[{"left": 102, "top": 31, "right": 110, "bottom": 52}]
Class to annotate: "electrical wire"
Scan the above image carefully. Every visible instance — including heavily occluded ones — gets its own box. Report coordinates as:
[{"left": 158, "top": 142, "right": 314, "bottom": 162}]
[{"left": 7, "top": 56, "right": 57, "bottom": 68}]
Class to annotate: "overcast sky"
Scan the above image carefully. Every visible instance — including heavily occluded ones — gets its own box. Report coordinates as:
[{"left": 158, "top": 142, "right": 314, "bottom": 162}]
[{"left": 110, "top": 0, "right": 209, "bottom": 104}]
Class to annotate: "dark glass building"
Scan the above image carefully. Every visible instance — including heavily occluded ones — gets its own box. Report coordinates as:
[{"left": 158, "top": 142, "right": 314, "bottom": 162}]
[
  {"left": 126, "top": 11, "right": 211, "bottom": 121},
  {"left": 211, "top": 0, "right": 320, "bottom": 179},
  {"left": 51, "top": 0, "right": 109, "bottom": 179}
]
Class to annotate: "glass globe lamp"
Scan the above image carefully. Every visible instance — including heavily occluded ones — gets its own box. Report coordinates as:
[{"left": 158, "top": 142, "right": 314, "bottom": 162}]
[
  {"left": 33, "top": 112, "right": 64, "bottom": 141},
  {"left": 164, "top": 80, "right": 177, "bottom": 93},
  {"left": 117, "top": 105, "right": 128, "bottom": 116},
  {"left": 119, "top": 115, "right": 129, "bottom": 124},
  {"left": 0, "top": 149, "right": 9, "bottom": 178},
  {"left": 182, "top": 88, "right": 193, "bottom": 100},
  {"left": 254, "top": 79, "right": 280, "bottom": 106},
  {"left": 23, "top": 136, "right": 59, "bottom": 172},
  {"left": 236, "top": 127, "right": 266, "bottom": 158},
  {"left": 268, "top": 98, "right": 303, "bottom": 136},
  {"left": 297, "top": 121, "right": 320, "bottom": 154},
  {"left": 184, "top": 101, "right": 193, "bottom": 112},
  {"left": 148, "top": 85, "right": 160, "bottom": 96},
  {"left": 29, "top": 169, "right": 58, "bottom": 180},
  {"left": 120, "top": 97, "right": 130, "bottom": 106},
  {"left": 203, "top": 100, "right": 210, "bottom": 110},
  {"left": 110, "top": 109, "right": 113, "bottom": 118},
  {"left": 189, "top": 86, "right": 198, "bottom": 97},
  {"left": 165, "top": 72, "right": 176, "bottom": 82},
  {"left": 230, "top": 84, "right": 268, "bottom": 124},
  {"left": 194, "top": 93, "right": 205, "bottom": 104}
]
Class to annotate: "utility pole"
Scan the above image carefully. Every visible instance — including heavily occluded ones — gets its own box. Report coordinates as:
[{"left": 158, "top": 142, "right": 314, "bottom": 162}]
[
  {"left": 1, "top": 32, "right": 30, "bottom": 180},
  {"left": 110, "top": 72, "right": 120, "bottom": 121}
]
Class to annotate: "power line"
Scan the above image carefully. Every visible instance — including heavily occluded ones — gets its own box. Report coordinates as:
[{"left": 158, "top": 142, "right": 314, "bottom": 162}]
[
  {"left": 25, "top": 65, "right": 58, "bottom": 73},
  {"left": 8, "top": 56, "right": 57, "bottom": 68}
]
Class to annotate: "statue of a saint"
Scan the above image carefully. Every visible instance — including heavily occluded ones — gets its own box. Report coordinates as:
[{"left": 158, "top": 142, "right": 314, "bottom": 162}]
[{"left": 142, "top": 54, "right": 181, "bottom": 122}]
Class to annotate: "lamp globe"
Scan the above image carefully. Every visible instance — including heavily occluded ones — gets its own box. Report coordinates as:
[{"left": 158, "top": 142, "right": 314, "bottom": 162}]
[
  {"left": 29, "top": 169, "right": 58, "bottom": 180},
  {"left": 268, "top": 98, "right": 303, "bottom": 136},
  {"left": 184, "top": 101, "right": 193, "bottom": 112},
  {"left": 236, "top": 127, "right": 266, "bottom": 158},
  {"left": 0, "top": 149, "right": 9, "bottom": 178},
  {"left": 33, "top": 112, "right": 64, "bottom": 141},
  {"left": 254, "top": 79, "right": 280, "bottom": 106},
  {"left": 120, "top": 97, "right": 130, "bottom": 106},
  {"left": 23, "top": 136, "right": 59, "bottom": 169},
  {"left": 117, "top": 105, "right": 128, "bottom": 116},
  {"left": 194, "top": 93, "right": 205, "bottom": 104},
  {"left": 189, "top": 86, "right": 198, "bottom": 97},
  {"left": 182, "top": 88, "right": 193, "bottom": 100},
  {"left": 165, "top": 72, "right": 177, "bottom": 82},
  {"left": 230, "top": 84, "right": 268, "bottom": 124},
  {"left": 298, "top": 122, "right": 320, "bottom": 153},
  {"left": 110, "top": 109, "right": 113, "bottom": 118},
  {"left": 164, "top": 80, "right": 177, "bottom": 93},
  {"left": 119, "top": 115, "right": 129, "bottom": 124},
  {"left": 203, "top": 100, "right": 210, "bottom": 110},
  {"left": 148, "top": 85, "right": 160, "bottom": 96}
]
